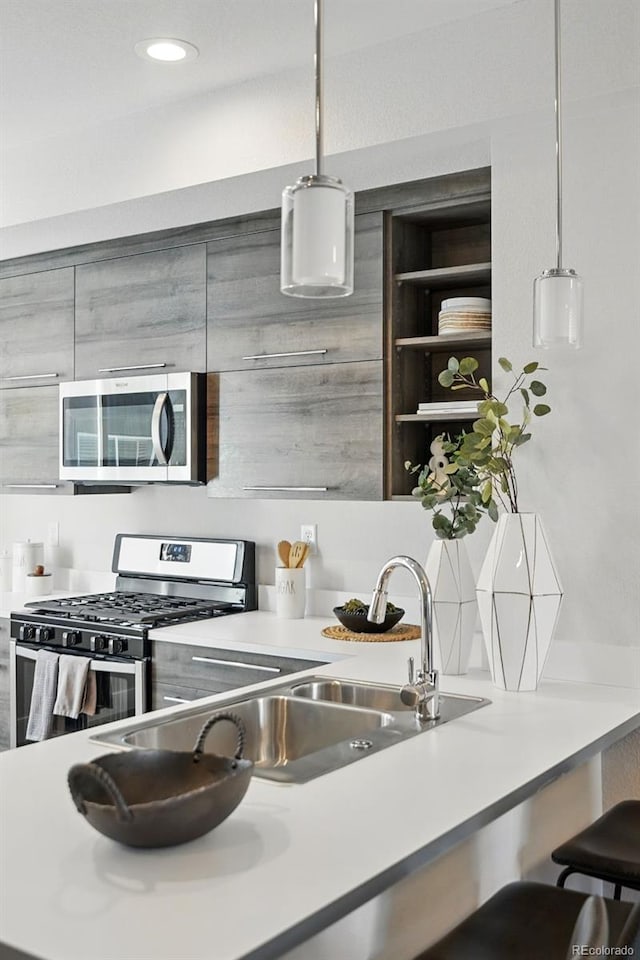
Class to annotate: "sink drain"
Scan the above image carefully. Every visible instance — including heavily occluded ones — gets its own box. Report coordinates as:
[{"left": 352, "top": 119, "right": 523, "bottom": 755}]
[{"left": 350, "top": 738, "right": 373, "bottom": 750}]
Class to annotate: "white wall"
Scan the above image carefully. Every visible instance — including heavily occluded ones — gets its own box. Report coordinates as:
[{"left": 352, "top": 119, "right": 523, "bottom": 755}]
[{"left": 1, "top": 0, "right": 639, "bottom": 695}]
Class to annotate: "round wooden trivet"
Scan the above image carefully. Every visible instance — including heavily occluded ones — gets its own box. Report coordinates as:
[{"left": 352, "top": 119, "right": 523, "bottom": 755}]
[{"left": 321, "top": 623, "right": 421, "bottom": 643}]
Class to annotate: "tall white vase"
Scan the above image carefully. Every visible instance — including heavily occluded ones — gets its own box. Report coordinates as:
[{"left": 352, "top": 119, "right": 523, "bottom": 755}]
[
  {"left": 424, "top": 539, "right": 477, "bottom": 676},
  {"left": 476, "top": 513, "right": 563, "bottom": 692}
]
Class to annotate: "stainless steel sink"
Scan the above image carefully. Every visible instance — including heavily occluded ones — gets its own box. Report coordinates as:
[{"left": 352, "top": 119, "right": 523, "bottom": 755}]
[
  {"left": 92, "top": 677, "right": 490, "bottom": 784},
  {"left": 290, "top": 678, "right": 413, "bottom": 712}
]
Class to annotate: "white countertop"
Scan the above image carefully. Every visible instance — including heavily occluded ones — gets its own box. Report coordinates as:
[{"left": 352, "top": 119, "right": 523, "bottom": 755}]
[{"left": 2, "top": 612, "right": 640, "bottom": 960}]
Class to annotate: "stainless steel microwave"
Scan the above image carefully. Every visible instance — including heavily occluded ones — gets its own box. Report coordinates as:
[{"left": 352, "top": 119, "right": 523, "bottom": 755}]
[{"left": 59, "top": 372, "right": 206, "bottom": 484}]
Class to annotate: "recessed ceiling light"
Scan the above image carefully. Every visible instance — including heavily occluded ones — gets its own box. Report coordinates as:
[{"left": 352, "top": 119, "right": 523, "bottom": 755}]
[{"left": 135, "top": 38, "right": 199, "bottom": 63}]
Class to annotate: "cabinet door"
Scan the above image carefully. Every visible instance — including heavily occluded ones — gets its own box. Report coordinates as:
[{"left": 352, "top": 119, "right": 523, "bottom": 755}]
[
  {"left": 206, "top": 213, "right": 383, "bottom": 372},
  {"left": 0, "top": 268, "right": 74, "bottom": 388},
  {"left": 207, "top": 360, "right": 383, "bottom": 500},
  {"left": 0, "top": 385, "right": 70, "bottom": 494},
  {"left": 75, "top": 245, "right": 206, "bottom": 379},
  {"left": 0, "top": 618, "right": 8, "bottom": 751}
]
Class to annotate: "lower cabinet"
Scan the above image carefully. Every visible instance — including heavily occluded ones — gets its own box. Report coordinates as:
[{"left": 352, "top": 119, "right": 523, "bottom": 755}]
[
  {"left": 206, "top": 360, "right": 384, "bottom": 500},
  {"left": 0, "top": 619, "right": 10, "bottom": 751},
  {"left": 151, "top": 641, "right": 325, "bottom": 711}
]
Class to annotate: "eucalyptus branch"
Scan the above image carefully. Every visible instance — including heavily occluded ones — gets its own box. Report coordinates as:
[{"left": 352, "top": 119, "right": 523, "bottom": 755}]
[{"left": 437, "top": 356, "right": 551, "bottom": 517}]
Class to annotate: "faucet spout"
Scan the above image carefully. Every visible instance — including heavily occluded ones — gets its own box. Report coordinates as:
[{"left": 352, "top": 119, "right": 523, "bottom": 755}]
[{"left": 368, "top": 555, "right": 439, "bottom": 721}]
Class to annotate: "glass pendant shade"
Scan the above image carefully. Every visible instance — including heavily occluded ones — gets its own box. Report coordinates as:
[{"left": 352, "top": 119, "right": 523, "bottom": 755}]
[
  {"left": 281, "top": 175, "right": 354, "bottom": 298},
  {"left": 533, "top": 267, "right": 583, "bottom": 348}
]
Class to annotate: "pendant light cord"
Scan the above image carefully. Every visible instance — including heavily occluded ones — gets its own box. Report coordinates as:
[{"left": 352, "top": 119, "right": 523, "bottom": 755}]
[
  {"left": 314, "top": 0, "right": 323, "bottom": 178},
  {"left": 554, "top": 0, "right": 563, "bottom": 270}
]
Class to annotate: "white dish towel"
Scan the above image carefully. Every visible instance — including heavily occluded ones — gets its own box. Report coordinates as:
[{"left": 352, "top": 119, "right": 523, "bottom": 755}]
[
  {"left": 26, "top": 650, "right": 60, "bottom": 742},
  {"left": 53, "top": 655, "right": 92, "bottom": 719}
]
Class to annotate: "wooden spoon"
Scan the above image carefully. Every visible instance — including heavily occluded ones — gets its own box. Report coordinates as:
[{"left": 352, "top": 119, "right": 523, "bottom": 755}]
[
  {"left": 277, "top": 540, "right": 291, "bottom": 567},
  {"left": 288, "top": 541, "right": 307, "bottom": 568}
]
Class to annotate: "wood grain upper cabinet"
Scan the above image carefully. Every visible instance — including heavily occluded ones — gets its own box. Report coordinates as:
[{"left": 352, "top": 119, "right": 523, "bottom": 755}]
[
  {"left": 75, "top": 245, "right": 206, "bottom": 379},
  {"left": 206, "top": 213, "right": 383, "bottom": 371},
  {"left": 0, "top": 384, "right": 66, "bottom": 493},
  {"left": 206, "top": 360, "right": 383, "bottom": 500},
  {"left": 0, "top": 267, "right": 74, "bottom": 389}
]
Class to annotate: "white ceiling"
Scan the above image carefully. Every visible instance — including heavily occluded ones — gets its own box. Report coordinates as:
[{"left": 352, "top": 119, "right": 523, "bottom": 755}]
[{"left": 0, "top": 0, "right": 519, "bottom": 150}]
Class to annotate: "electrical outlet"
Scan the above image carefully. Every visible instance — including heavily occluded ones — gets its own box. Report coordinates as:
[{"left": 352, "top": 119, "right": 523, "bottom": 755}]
[{"left": 300, "top": 524, "right": 318, "bottom": 555}]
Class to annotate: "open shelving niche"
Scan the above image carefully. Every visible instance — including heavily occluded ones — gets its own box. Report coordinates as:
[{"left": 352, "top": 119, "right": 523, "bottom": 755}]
[{"left": 384, "top": 193, "right": 492, "bottom": 500}]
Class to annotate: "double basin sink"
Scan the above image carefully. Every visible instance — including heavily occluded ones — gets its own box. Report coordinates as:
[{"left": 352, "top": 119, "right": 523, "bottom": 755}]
[{"left": 92, "top": 677, "right": 490, "bottom": 784}]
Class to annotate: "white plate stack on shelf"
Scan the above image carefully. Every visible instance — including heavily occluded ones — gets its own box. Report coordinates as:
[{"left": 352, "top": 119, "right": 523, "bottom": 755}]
[{"left": 438, "top": 297, "right": 492, "bottom": 336}]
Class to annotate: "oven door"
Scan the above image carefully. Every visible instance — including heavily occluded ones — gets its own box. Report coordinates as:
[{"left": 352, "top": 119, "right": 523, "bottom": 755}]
[
  {"left": 59, "top": 372, "right": 201, "bottom": 484},
  {"left": 9, "top": 642, "right": 148, "bottom": 749}
]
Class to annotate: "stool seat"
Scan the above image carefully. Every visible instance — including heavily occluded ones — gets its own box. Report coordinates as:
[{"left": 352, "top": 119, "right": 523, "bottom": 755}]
[
  {"left": 552, "top": 800, "right": 640, "bottom": 889},
  {"left": 413, "top": 881, "right": 634, "bottom": 960}
]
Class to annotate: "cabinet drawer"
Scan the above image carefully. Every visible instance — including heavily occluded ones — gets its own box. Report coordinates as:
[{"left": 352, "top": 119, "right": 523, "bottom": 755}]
[
  {"left": 152, "top": 641, "right": 323, "bottom": 694},
  {"left": 206, "top": 212, "right": 383, "bottom": 371},
  {"left": 152, "top": 681, "right": 237, "bottom": 712}
]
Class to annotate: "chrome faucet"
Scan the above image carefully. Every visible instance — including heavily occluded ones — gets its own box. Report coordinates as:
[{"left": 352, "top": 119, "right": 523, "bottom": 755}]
[{"left": 368, "top": 555, "right": 439, "bottom": 722}]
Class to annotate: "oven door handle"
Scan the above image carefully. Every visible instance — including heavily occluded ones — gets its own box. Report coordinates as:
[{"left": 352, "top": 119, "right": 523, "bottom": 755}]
[
  {"left": 151, "top": 392, "right": 173, "bottom": 466},
  {"left": 12, "top": 643, "right": 137, "bottom": 674}
]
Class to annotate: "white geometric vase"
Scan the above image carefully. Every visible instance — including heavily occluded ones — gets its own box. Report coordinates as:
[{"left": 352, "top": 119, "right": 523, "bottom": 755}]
[
  {"left": 424, "top": 539, "right": 477, "bottom": 676},
  {"left": 476, "top": 513, "right": 563, "bottom": 692}
]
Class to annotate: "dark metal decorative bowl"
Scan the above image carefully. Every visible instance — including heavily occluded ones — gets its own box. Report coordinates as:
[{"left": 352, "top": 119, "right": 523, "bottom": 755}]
[
  {"left": 333, "top": 606, "right": 405, "bottom": 634},
  {"left": 67, "top": 712, "right": 252, "bottom": 848}
]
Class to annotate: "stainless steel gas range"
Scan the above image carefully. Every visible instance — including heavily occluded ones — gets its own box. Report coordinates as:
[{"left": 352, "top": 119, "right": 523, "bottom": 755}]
[{"left": 9, "top": 534, "right": 256, "bottom": 747}]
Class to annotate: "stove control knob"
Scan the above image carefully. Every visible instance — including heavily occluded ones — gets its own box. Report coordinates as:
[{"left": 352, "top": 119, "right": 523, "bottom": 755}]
[
  {"left": 19, "top": 624, "right": 35, "bottom": 641},
  {"left": 62, "top": 630, "right": 81, "bottom": 647},
  {"left": 108, "top": 637, "right": 128, "bottom": 655},
  {"left": 90, "top": 635, "right": 108, "bottom": 652},
  {"left": 35, "top": 627, "right": 53, "bottom": 643}
]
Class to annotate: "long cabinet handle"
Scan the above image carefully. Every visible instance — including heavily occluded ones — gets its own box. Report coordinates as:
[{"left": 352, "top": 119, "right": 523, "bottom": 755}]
[
  {"left": 243, "top": 486, "right": 329, "bottom": 492},
  {"left": 241, "top": 349, "right": 328, "bottom": 361},
  {"left": 4, "top": 484, "right": 59, "bottom": 489},
  {"left": 2, "top": 373, "right": 59, "bottom": 382},
  {"left": 192, "top": 655, "right": 281, "bottom": 674},
  {"left": 97, "top": 363, "right": 167, "bottom": 373},
  {"left": 163, "top": 695, "right": 191, "bottom": 704}
]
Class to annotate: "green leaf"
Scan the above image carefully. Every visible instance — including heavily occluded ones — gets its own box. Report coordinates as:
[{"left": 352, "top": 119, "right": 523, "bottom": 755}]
[
  {"left": 479, "top": 378, "right": 490, "bottom": 394},
  {"left": 520, "top": 388, "right": 530, "bottom": 407},
  {"left": 498, "top": 357, "right": 513, "bottom": 372},
  {"left": 488, "top": 501, "right": 499, "bottom": 522},
  {"left": 459, "top": 357, "right": 479, "bottom": 375},
  {"left": 448, "top": 357, "right": 460, "bottom": 373},
  {"left": 523, "top": 361, "right": 539, "bottom": 374},
  {"left": 530, "top": 380, "right": 547, "bottom": 397},
  {"left": 513, "top": 432, "right": 531, "bottom": 446},
  {"left": 438, "top": 369, "right": 455, "bottom": 388},
  {"left": 493, "top": 402, "right": 509, "bottom": 417},
  {"left": 533, "top": 404, "right": 551, "bottom": 416},
  {"left": 481, "top": 480, "right": 492, "bottom": 503},
  {"left": 472, "top": 418, "right": 495, "bottom": 437}
]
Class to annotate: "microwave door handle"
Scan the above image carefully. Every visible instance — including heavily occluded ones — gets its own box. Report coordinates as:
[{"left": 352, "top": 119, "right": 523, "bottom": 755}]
[{"left": 151, "top": 392, "right": 170, "bottom": 465}]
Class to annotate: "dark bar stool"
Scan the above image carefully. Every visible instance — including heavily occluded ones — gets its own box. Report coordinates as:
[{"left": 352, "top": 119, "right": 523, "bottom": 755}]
[
  {"left": 412, "top": 881, "right": 640, "bottom": 960},
  {"left": 552, "top": 800, "right": 640, "bottom": 900}
]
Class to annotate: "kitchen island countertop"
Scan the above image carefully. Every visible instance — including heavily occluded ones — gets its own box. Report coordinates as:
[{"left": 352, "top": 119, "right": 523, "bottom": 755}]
[{"left": 1, "top": 610, "right": 639, "bottom": 960}]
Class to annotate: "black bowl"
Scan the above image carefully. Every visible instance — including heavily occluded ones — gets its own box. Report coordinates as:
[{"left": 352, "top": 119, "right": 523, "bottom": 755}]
[{"left": 333, "top": 606, "right": 405, "bottom": 634}]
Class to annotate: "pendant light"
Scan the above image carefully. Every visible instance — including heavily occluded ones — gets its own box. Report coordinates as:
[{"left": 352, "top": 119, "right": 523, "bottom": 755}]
[
  {"left": 533, "top": 0, "right": 583, "bottom": 348},
  {"left": 280, "top": 0, "right": 354, "bottom": 298}
]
